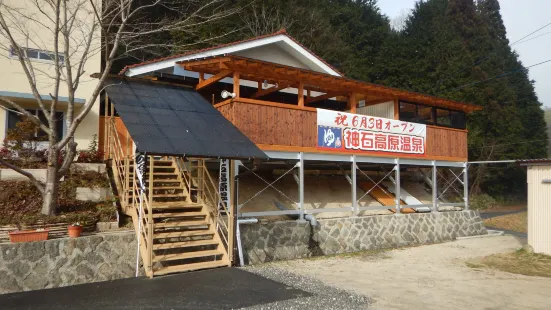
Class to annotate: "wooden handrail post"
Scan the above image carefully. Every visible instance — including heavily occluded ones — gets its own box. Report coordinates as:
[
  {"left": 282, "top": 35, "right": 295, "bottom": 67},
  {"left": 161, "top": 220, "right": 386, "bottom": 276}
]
[
  {"left": 233, "top": 72, "right": 240, "bottom": 99},
  {"left": 124, "top": 156, "right": 130, "bottom": 210},
  {"left": 298, "top": 82, "right": 304, "bottom": 107},
  {"left": 147, "top": 155, "right": 154, "bottom": 276}
]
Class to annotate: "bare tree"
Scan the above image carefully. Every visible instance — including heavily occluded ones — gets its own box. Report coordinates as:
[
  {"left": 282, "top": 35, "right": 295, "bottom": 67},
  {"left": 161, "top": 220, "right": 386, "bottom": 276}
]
[
  {"left": 0, "top": 0, "right": 241, "bottom": 215},
  {"left": 390, "top": 9, "right": 409, "bottom": 32},
  {"left": 241, "top": 2, "right": 293, "bottom": 36}
]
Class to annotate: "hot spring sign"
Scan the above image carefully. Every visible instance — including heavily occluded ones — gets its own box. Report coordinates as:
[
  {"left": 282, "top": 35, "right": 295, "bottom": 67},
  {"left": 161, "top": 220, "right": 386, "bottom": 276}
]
[{"left": 316, "top": 109, "right": 426, "bottom": 155}]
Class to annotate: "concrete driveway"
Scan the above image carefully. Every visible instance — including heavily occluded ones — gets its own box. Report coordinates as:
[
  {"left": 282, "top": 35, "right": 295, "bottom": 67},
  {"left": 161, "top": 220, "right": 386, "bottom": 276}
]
[{"left": 278, "top": 235, "right": 550, "bottom": 310}]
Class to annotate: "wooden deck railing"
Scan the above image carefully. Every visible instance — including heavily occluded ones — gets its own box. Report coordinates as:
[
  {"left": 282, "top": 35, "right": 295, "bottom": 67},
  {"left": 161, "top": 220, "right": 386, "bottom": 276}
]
[{"left": 216, "top": 98, "right": 468, "bottom": 162}]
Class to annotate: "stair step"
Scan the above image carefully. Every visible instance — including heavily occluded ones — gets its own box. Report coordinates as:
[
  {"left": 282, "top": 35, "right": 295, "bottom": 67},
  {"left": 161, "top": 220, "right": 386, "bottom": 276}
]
[
  {"left": 155, "top": 186, "right": 183, "bottom": 190},
  {"left": 152, "top": 193, "right": 186, "bottom": 198},
  {"left": 153, "top": 249, "right": 224, "bottom": 263},
  {"left": 154, "top": 260, "right": 228, "bottom": 276},
  {"left": 154, "top": 229, "right": 214, "bottom": 239},
  {"left": 155, "top": 220, "right": 209, "bottom": 228},
  {"left": 152, "top": 239, "right": 218, "bottom": 250},
  {"left": 145, "top": 179, "right": 181, "bottom": 183},
  {"left": 131, "top": 172, "right": 177, "bottom": 176},
  {"left": 151, "top": 202, "right": 203, "bottom": 209},
  {"left": 152, "top": 211, "right": 205, "bottom": 218},
  {"left": 128, "top": 186, "right": 183, "bottom": 192}
]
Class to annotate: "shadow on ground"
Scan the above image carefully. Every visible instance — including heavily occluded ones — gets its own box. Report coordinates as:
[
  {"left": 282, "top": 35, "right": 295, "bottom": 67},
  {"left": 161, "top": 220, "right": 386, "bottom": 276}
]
[{"left": 0, "top": 268, "right": 311, "bottom": 309}]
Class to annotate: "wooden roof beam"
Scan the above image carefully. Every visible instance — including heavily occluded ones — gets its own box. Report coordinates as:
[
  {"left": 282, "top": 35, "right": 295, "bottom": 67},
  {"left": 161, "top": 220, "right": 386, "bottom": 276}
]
[
  {"left": 251, "top": 83, "right": 291, "bottom": 99},
  {"left": 363, "top": 98, "right": 395, "bottom": 106},
  {"left": 306, "top": 92, "right": 345, "bottom": 105},
  {"left": 196, "top": 70, "right": 233, "bottom": 91}
]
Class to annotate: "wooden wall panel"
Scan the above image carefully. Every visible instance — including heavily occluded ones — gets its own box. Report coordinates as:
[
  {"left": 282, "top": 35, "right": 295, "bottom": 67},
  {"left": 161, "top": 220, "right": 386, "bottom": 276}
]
[
  {"left": 99, "top": 116, "right": 133, "bottom": 157},
  {"left": 426, "top": 126, "right": 468, "bottom": 161},
  {"left": 221, "top": 101, "right": 317, "bottom": 147},
  {"left": 216, "top": 100, "right": 467, "bottom": 161}
]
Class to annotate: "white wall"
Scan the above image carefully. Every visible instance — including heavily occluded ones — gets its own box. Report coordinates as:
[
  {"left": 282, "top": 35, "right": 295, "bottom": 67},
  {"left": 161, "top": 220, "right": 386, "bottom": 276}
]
[
  {"left": 0, "top": 0, "right": 101, "bottom": 149},
  {"left": 234, "top": 44, "right": 310, "bottom": 69},
  {"left": 527, "top": 165, "right": 551, "bottom": 255},
  {"left": 356, "top": 101, "right": 395, "bottom": 119}
]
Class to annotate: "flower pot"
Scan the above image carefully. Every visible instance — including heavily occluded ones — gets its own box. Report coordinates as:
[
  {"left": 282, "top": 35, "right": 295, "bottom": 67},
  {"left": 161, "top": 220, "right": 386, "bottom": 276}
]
[
  {"left": 68, "top": 225, "right": 83, "bottom": 238},
  {"left": 8, "top": 229, "right": 49, "bottom": 243}
]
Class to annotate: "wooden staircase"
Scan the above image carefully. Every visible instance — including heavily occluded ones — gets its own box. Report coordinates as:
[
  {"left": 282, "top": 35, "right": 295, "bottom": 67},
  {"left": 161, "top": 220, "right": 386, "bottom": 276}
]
[{"left": 107, "top": 119, "right": 233, "bottom": 278}]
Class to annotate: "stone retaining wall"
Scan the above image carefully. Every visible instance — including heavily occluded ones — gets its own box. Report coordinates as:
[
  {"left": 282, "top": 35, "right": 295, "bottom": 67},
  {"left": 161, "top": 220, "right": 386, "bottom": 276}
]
[
  {"left": 240, "top": 210, "right": 486, "bottom": 264},
  {"left": 0, "top": 232, "right": 140, "bottom": 294}
]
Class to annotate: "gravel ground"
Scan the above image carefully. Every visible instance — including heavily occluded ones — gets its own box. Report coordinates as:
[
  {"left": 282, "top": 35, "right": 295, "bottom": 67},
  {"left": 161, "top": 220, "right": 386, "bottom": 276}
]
[{"left": 240, "top": 265, "right": 371, "bottom": 310}]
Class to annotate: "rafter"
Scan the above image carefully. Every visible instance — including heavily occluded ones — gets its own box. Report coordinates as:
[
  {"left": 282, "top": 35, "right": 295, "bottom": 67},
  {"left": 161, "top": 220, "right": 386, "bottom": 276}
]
[
  {"left": 251, "top": 83, "right": 291, "bottom": 99},
  {"left": 195, "top": 70, "right": 233, "bottom": 91},
  {"left": 305, "top": 92, "right": 344, "bottom": 105}
]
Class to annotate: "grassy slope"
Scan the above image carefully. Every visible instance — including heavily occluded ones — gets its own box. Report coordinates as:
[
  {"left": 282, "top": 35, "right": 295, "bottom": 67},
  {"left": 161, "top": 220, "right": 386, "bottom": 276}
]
[
  {"left": 484, "top": 211, "right": 527, "bottom": 233},
  {"left": 467, "top": 249, "right": 551, "bottom": 278}
]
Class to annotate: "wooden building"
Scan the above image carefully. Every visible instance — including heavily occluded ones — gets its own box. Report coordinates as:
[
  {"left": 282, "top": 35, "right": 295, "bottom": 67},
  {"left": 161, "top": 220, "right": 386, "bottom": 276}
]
[{"left": 103, "top": 30, "right": 482, "bottom": 277}]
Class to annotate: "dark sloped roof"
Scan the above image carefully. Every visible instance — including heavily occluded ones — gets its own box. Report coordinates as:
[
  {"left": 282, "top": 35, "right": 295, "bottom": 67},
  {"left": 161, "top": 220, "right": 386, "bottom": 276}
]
[{"left": 104, "top": 78, "right": 267, "bottom": 159}]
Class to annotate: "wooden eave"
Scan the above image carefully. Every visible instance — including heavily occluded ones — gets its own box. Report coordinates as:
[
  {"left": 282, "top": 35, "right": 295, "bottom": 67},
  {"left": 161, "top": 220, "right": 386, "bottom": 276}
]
[{"left": 176, "top": 55, "right": 483, "bottom": 113}]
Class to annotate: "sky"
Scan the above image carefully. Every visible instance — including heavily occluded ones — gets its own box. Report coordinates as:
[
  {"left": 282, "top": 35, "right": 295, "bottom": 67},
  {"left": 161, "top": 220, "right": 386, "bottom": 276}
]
[{"left": 378, "top": 0, "right": 551, "bottom": 108}]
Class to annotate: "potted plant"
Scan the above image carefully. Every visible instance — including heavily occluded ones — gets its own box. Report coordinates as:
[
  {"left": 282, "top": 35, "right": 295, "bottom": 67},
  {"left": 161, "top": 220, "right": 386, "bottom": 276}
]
[
  {"left": 9, "top": 223, "right": 49, "bottom": 243},
  {"left": 68, "top": 222, "right": 83, "bottom": 238}
]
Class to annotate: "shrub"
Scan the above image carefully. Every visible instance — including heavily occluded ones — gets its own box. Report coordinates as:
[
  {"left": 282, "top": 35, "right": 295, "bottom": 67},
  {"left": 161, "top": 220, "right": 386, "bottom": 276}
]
[
  {"left": 470, "top": 193, "right": 498, "bottom": 210},
  {"left": 5, "top": 117, "right": 45, "bottom": 163},
  {"left": 76, "top": 135, "right": 104, "bottom": 163},
  {"left": 0, "top": 169, "right": 115, "bottom": 226}
]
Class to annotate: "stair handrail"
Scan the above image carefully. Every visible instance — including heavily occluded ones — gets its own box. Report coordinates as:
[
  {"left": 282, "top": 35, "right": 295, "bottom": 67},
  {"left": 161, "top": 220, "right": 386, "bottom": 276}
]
[
  {"left": 108, "top": 119, "right": 153, "bottom": 276},
  {"left": 196, "top": 159, "right": 231, "bottom": 251},
  {"left": 174, "top": 157, "right": 232, "bottom": 253}
]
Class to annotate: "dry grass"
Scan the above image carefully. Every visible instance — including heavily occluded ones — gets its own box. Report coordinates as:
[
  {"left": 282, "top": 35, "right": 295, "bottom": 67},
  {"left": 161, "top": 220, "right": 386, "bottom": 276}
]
[
  {"left": 467, "top": 249, "right": 551, "bottom": 278},
  {"left": 484, "top": 211, "right": 527, "bottom": 233}
]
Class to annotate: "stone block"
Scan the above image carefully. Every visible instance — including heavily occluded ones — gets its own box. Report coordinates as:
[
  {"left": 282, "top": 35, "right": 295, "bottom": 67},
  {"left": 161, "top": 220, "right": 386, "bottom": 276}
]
[
  {"left": 96, "top": 222, "right": 119, "bottom": 232},
  {"left": 0, "top": 232, "right": 139, "bottom": 294},
  {"left": 71, "top": 163, "right": 107, "bottom": 174},
  {"left": 76, "top": 187, "right": 111, "bottom": 202},
  {"left": 0, "top": 169, "right": 48, "bottom": 182}
]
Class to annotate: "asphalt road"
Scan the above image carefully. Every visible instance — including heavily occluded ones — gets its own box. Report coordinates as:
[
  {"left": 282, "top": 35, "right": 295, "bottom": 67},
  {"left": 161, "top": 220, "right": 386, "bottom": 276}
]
[{"left": 0, "top": 268, "right": 311, "bottom": 310}]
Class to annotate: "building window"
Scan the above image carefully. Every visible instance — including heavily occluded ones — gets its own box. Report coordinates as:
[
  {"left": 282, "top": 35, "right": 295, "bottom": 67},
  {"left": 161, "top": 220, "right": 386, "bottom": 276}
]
[
  {"left": 7, "top": 109, "right": 64, "bottom": 140},
  {"left": 9, "top": 46, "right": 65, "bottom": 63},
  {"left": 399, "top": 101, "right": 466, "bottom": 129}
]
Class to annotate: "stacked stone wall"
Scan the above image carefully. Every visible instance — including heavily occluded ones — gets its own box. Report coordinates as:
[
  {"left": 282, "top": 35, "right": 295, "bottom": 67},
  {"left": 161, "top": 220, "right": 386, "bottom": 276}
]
[{"left": 240, "top": 211, "right": 486, "bottom": 264}]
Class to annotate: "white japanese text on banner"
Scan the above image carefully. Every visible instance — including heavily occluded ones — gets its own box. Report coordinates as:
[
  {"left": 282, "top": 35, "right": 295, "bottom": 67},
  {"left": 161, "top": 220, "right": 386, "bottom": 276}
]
[{"left": 316, "top": 109, "right": 426, "bottom": 155}]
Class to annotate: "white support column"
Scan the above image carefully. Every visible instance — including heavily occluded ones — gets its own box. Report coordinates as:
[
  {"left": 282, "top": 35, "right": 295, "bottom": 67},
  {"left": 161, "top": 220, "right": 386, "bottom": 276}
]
[
  {"left": 432, "top": 161, "right": 438, "bottom": 212},
  {"left": 395, "top": 159, "right": 401, "bottom": 214},
  {"left": 351, "top": 155, "right": 357, "bottom": 216},
  {"left": 298, "top": 152, "right": 305, "bottom": 221},
  {"left": 463, "top": 162, "right": 469, "bottom": 210}
]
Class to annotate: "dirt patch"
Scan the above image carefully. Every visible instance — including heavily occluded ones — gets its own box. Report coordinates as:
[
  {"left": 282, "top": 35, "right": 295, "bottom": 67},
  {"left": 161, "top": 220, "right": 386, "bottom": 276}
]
[
  {"left": 484, "top": 211, "right": 527, "bottom": 233},
  {"left": 467, "top": 249, "right": 551, "bottom": 278},
  {"left": 275, "top": 235, "right": 551, "bottom": 309}
]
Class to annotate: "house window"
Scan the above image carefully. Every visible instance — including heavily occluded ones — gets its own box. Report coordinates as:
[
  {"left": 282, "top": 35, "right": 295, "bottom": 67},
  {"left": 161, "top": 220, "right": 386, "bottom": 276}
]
[
  {"left": 7, "top": 109, "right": 64, "bottom": 140},
  {"left": 399, "top": 101, "right": 466, "bottom": 129},
  {"left": 9, "top": 46, "right": 65, "bottom": 63}
]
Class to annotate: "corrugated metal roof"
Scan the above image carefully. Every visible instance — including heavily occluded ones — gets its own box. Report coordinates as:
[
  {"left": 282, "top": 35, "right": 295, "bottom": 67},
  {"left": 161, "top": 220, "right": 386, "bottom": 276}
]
[
  {"left": 517, "top": 159, "right": 551, "bottom": 165},
  {"left": 104, "top": 78, "right": 267, "bottom": 159}
]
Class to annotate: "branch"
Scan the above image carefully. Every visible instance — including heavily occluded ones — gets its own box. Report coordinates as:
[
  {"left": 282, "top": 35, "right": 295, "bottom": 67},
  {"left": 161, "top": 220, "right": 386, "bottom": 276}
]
[{"left": 0, "top": 158, "right": 45, "bottom": 194}]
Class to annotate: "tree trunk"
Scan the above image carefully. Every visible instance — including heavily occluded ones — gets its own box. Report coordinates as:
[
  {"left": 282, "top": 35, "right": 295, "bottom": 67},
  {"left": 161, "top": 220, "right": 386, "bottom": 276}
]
[{"left": 41, "top": 147, "right": 59, "bottom": 216}]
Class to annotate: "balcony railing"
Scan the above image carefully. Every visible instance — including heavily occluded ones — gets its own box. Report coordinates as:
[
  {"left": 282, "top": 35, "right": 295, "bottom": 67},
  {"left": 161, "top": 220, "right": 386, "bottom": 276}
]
[{"left": 216, "top": 98, "right": 468, "bottom": 162}]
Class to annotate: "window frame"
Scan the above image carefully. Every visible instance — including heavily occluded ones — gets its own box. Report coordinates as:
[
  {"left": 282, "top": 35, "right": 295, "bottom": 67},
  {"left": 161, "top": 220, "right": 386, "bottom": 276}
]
[
  {"left": 9, "top": 46, "right": 65, "bottom": 64},
  {"left": 398, "top": 100, "right": 466, "bottom": 130},
  {"left": 6, "top": 109, "right": 65, "bottom": 141}
]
